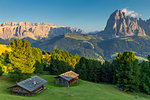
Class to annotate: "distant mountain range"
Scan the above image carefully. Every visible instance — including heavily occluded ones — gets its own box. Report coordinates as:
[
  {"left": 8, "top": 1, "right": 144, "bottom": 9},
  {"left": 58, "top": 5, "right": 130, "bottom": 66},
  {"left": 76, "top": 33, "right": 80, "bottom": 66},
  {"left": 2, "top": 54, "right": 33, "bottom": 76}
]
[
  {"left": 1, "top": 10, "right": 150, "bottom": 40},
  {"left": 0, "top": 10, "right": 150, "bottom": 61},
  {"left": 0, "top": 22, "right": 85, "bottom": 40}
]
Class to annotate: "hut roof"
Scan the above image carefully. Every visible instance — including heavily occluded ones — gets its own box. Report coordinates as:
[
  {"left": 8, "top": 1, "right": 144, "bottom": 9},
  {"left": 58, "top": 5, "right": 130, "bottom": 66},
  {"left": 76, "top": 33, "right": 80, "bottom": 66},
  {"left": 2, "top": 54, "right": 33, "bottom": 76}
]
[
  {"left": 56, "top": 71, "right": 79, "bottom": 81},
  {"left": 8, "top": 76, "right": 47, "bottom": 92}
]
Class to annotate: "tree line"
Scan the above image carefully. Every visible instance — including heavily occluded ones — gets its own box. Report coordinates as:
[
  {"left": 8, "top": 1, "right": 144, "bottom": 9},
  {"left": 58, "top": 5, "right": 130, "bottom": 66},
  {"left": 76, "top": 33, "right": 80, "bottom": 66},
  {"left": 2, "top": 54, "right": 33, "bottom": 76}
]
[
  {"left": 0, "top": 39, "right": 80, "bottom": 81},
  {"left": 0, "top": 39, "right": 150, "bottom": 95},
  {"left": 75, "top": 52, "right": 150, "bottom": 94}
]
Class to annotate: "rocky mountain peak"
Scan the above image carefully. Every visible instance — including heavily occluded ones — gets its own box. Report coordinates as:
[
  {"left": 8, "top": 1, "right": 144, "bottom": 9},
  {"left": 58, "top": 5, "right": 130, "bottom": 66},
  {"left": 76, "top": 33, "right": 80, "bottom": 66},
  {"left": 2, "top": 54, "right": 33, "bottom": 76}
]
[
  {"left": 112, "top": 10, "right": 126, "bottom": 19},
  {"left": 103, "top": 9, "right": 146, "bottom": 38}
]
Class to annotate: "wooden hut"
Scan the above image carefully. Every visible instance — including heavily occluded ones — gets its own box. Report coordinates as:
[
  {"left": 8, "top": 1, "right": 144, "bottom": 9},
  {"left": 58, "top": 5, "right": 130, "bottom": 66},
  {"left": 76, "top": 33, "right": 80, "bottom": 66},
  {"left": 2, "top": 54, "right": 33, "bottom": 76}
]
[
  {"left": 55, "top": 71, "right": 79, "bottom": 87},
  {"left": 8, "top": 76, "right": 47, "bottom": 96}
]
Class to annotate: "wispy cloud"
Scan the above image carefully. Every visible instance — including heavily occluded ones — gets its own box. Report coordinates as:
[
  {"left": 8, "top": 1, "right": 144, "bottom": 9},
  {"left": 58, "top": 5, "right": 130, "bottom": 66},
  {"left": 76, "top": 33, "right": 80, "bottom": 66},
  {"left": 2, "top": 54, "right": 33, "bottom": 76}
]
[{"left": 122, "top": 8, "right": 141, "bottom": 18}]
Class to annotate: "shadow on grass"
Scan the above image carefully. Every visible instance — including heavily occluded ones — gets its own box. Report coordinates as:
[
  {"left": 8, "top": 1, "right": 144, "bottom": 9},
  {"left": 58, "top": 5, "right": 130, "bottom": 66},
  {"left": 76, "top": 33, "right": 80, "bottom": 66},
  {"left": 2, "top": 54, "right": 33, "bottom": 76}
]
[
  {"left": 126, "top": 91, "right": 150, "bottom": 99},
  {"left": 113, "top": 85, "right": 150, "bottom": 99}
]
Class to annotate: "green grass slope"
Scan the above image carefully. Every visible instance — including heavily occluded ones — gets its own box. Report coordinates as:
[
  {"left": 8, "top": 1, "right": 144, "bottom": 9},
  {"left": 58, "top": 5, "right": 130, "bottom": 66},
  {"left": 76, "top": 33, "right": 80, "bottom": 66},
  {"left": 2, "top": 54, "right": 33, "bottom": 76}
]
[
  {"left": 65, "top": 33, "right": 97, "bottom": 41},
  {"left": 0, "top": 75, "right": 150, "bottom": 100}
]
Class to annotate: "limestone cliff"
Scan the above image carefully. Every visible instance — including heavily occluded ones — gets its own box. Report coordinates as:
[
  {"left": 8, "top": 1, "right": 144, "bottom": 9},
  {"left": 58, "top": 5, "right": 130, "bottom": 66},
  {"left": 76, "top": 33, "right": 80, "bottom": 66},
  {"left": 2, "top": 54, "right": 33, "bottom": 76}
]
[
  {"left": 0, "top": 22, "right": 84, "bottom": 40},
  {"left": 103, "top": 10, "right": 146, "bottom": 38}
]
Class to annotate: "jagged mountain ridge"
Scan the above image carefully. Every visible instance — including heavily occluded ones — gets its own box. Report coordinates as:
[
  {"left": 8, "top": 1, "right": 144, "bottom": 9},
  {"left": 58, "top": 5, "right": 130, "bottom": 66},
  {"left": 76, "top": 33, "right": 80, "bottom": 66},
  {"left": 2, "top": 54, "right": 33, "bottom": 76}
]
[
  {"left": 101, "top": 10, "right": 150, "bottom": 38},
  {"left": 1, "top": 10, "right": 150, "bottom": 40},
  {"left": 0, "top": 22, "right": 84, "bottom": 40},
  {"left": 138, "top": 18, "right": 150, "bottom": 36},
  {"left": 0, "top": 9, "right": 150, "bottom": 61}
]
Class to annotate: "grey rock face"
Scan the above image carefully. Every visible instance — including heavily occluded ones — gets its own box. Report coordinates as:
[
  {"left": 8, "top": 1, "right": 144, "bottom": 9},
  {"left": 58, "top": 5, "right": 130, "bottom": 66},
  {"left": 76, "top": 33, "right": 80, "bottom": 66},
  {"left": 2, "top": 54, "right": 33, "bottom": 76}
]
[
  {"left": 138, "top": 18, "right": 150, "bottom": 36},
  {"left": 103, "top": 10, "right": 146, "bottom": 38},
  {"left": 0, "top": 22, "right": 84, "bottom": 40}
]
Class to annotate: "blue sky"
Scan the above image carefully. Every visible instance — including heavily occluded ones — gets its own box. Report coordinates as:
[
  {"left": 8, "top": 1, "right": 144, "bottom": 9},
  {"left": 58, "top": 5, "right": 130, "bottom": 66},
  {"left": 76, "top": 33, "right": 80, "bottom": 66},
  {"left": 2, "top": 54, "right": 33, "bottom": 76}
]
[{"left": 0, "top": 0, "right": 149, "bottom": 32}]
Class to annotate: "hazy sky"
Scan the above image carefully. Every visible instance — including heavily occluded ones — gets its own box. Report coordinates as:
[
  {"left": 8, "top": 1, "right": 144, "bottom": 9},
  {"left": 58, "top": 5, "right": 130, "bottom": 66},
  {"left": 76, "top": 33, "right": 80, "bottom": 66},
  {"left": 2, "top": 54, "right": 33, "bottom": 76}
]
[{"left": 0, "top": 0, "right": 149, "bottom": 32}]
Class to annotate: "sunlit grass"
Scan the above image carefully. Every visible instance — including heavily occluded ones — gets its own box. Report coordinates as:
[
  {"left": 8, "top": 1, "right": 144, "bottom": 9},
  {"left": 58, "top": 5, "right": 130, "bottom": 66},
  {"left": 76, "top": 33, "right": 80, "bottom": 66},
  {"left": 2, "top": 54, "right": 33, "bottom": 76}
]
[
  {"left": 65, "top": 33, "right": 96, "bottom": 41},
  {"left": 120, "top": 38, "right": 134, "bottom": 41},
  {"left": 0, "top": 75, "right": 150, "bottom": 100}
]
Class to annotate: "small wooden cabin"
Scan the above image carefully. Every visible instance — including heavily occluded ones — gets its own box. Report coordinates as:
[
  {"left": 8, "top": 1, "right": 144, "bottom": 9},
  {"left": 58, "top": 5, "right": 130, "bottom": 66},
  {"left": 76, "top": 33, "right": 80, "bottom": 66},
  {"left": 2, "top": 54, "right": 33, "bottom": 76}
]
[
  {"left": 8, "top": 76, "right": 47, "bottom": 96},
  {"left": 55, "top": 71, "right": 79, "bottom": 87}
]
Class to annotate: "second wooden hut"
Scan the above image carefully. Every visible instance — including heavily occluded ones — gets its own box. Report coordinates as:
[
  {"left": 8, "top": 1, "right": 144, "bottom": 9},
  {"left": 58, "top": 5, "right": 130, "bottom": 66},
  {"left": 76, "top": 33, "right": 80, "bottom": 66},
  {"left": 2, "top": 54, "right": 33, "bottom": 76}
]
[{"left": 55, "top": 71, "right": 79, "bottom": 87}]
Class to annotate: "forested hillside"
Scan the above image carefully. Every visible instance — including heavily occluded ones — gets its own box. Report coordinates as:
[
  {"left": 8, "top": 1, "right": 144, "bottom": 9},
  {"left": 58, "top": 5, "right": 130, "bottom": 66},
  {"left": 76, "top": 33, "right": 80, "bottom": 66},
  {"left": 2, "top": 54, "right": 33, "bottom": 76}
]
[
  {"left": 1, "top": 39, "right": 150, "bottom": 97},
  {"left": 0, "top": 34, "right": 149, "bottom": 61},
  {"left": 30, "top": 34, "right": 149, "bottom": 61}
]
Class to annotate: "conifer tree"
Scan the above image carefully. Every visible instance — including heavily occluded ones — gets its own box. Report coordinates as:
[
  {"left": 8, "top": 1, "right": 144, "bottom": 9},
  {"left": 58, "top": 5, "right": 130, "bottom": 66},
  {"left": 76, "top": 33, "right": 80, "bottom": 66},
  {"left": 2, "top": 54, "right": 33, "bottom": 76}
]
[
  {"left": 47, "top": 51, "right": 51, "bottom": 55},
  {"left": 49, "top": 58, "right": 73, "bottom": 75},
  {"left": 42, "top": 51, "right": 46, "bottom": 55},
  {"left": 90, "top": 60, "right": 101, "bottom": 82},
  {"left": 8, "top": 39, "right": 35, "bottom": 73},
  {"left": 114, "top": 51, "right": 140, "bottom": 92},
  {"left": 31, "top": 47, "right": 42, "bottom": 63},
  {"left": 112, "top": 53, "right": 123, "bottom": 83},
  {"left": 139, "top": 60, "right": 150, "bottom": 94},
  {"left": 34, "top": 61, "right": 43, "bottom": 74},
  {"left": 101, "top": 60, "right": 113, "bottom": 83},
  {"left": 75, "top": 57, "right": 88, "bottom": 80},
  {"left": 50, "top": 49, "right": 80, "bottom": 69},
  {"left": 0, "top": 60, "right": 4, "bottom": 76}
]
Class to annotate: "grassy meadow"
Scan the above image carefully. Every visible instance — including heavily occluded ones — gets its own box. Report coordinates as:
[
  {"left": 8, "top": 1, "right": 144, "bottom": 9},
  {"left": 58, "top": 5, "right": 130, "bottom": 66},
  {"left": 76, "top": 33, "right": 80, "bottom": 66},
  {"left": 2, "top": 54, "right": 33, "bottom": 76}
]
[{"left": 0, "top": 75, "right": 150, "bottom": 100}]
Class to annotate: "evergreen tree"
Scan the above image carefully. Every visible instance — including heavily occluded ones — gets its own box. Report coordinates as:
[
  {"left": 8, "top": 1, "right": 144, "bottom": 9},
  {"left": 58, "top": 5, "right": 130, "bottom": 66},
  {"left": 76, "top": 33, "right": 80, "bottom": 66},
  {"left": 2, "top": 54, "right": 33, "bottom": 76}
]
[
  {"left": 112, "top": 53, "right": 123, "bottom": 83},
  {"left": 31, "top": 48, "right": 43, "bottom": 74},
  {"left": 101, "top": 60, "right": 114, "bottom": 83},
  {"left": 86, "top": 59, "right": 94, "bottom": 81},
  {"left": 6, "top": 39, "right": 35, "bottom": 81},
  {"left": 0, "top": 60, "right": 4, "bottom": 76},
  {"left": 49, "top": 58, "right": 73, "bottom": 75},
  {"left": 44, "top": 53, "right": 50, "bottom": 64},
  {"left": 90, "top": 60, "right": 101, "bottom": 82},
  {"left": 75, "top": 57, "right": 88, "bottom": 80},
  {"left": 8, "top": 39, "right": 35, "bottom": 74},
  {"left": 147, "top": 55, "right": 150, "bottom": 62},
  {"left": 1, "top": 50, "right": 10, "bottom": 63},
  {"left": 31, "top": 47, "right": 42, "bottom": 63},
  {"left": 34, "top": 61, "right": 43, "bottom": 74},
  {"left": 114, "top": 51, "right": 140, "bottom": 92},
  {"left": 42, "top": 51, "right": 46, "bottom": 55},
  {"left": 50, "top": 49, "right": 80, "bottom": 69},
  {"left": 42, "top": 58, "right": 49, "bottom": 71},
  {"left": 47, "top": 51, "right": 51, "bottom": 55},
  {"left": 75, "top": 57, "right": 102, "bottom": 82},
  {"left": 8, "top": 69, "right": 31, "bottom": 82},
  {"left": 139, "top": 61, "right": 150, "bottom": 94}
]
